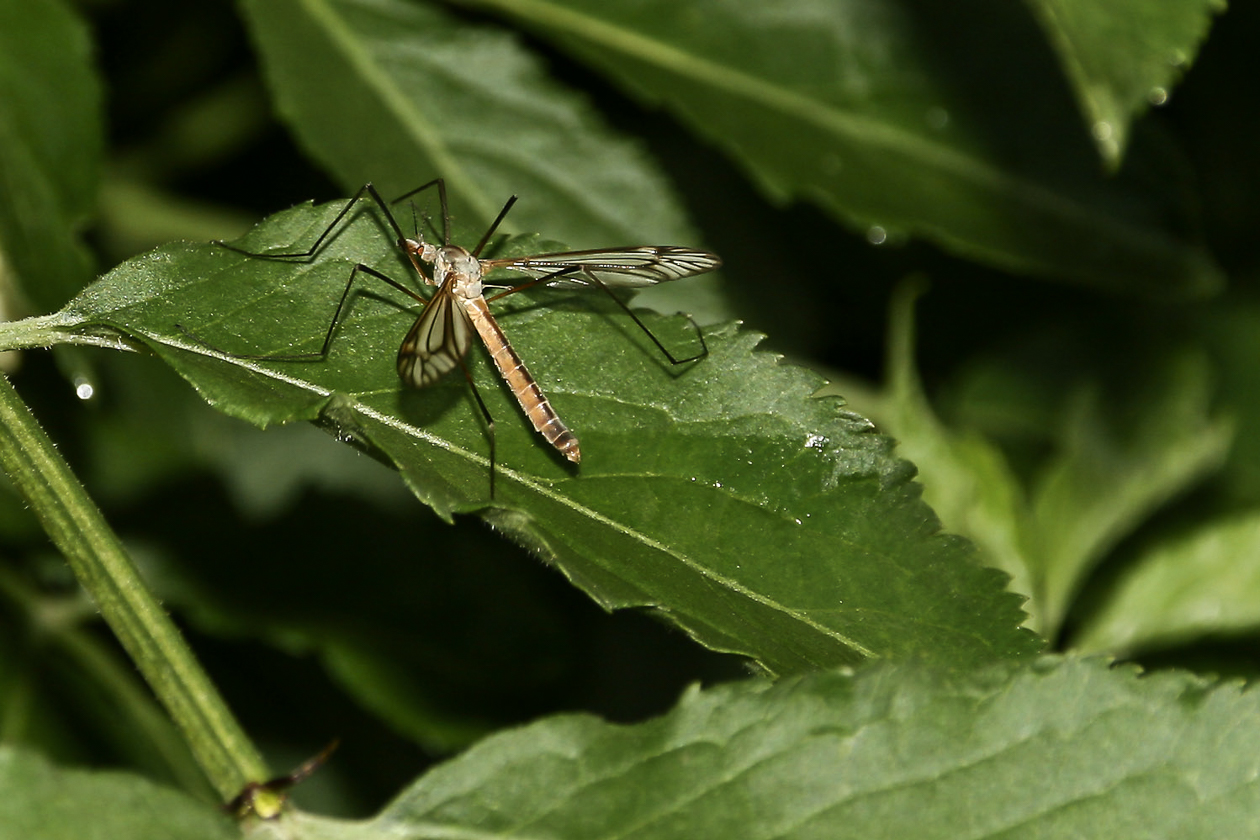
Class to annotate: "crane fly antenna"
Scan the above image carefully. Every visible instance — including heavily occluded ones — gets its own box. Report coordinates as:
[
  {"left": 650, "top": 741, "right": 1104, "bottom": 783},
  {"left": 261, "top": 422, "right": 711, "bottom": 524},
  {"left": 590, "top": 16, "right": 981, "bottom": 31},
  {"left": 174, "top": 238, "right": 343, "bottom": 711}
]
[{"left": 391, "top": 178, "right": 451, "bottom": 244}]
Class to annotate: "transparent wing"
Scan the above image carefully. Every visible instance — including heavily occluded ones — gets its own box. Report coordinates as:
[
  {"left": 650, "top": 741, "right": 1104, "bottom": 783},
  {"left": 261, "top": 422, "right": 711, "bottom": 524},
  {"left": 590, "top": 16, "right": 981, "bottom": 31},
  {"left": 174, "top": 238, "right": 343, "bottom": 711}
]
[
  {"left": 396, "top": 282, "right": 474, "bottom": 387},
  {"left": 482, "top": 246, "right": 722, "bottom": 290}
]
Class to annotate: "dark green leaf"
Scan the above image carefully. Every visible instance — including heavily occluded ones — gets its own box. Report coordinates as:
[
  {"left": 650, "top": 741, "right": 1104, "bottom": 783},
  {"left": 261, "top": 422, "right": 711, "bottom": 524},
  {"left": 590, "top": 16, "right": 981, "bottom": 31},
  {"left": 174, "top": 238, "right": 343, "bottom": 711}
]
[
  {"left": 0, "top": 0, "right": 100, "bottom": 311},
  {"left": 855, "top": 297, "right": 1231, "bottom": 639},
  {"left": 236, "top": 0, "right": 727, "bottom": 319},
  {"left": 338, "top": 657, "right": 1260, "bottom": 839},
  {"left": 1077, "top": 512, "right": 1260, "bottom": 653},
  {"left": 456, "top": 0, "right": 1221, "bottom": 295},
  {"left": 1028, "top": 352, "right": 1232, "bottom": 633},
  {"left": 241, "top": 0, "right": 687, "bottom": 238},
  {"left": 0, "top": 746, "right": 234, "bottom": 840},
  {"left": 1026, "top": 0, "right": 1225, "bottom": 165},
  {"left": 56, "top": 198, "right": 1037, "bottom": 672},
  {"left": 851, "top": 281, "right": 1034, "bottom": 601},
  {"left": 1198, "top": 299, "right": 1260, "bottom": 506}
]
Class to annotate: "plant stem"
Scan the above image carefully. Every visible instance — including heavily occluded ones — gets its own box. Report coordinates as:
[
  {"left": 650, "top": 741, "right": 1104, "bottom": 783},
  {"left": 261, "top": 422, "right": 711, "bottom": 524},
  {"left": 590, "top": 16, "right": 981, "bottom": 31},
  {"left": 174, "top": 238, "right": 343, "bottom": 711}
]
[{"left": 0, "top": 371, "right": 267, "bottom": 798}]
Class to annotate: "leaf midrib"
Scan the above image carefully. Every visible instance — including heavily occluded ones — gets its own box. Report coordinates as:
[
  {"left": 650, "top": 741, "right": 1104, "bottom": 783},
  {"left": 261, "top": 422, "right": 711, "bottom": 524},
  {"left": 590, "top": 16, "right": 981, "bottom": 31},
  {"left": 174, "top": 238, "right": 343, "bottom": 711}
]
[{"left": 146, "top": 328, "right": 873, "bottom": 659}]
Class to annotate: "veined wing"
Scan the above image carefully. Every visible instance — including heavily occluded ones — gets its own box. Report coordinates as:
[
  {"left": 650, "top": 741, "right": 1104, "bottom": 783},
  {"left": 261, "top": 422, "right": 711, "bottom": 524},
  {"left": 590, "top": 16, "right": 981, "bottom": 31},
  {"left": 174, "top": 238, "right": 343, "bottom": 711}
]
[
  {"left": 483, "top": 246, "right": 722, "bottom": 290},
  {"left": 397, "top": 281, "right": 474, "bottom": 387}
]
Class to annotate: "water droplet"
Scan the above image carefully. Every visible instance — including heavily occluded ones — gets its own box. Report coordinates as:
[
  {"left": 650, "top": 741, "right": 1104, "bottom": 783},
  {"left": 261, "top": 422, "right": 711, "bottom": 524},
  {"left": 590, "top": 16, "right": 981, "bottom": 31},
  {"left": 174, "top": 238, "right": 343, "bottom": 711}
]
[
  {"left": 866, "top": 225, "right": 887, "bottom": 246},
  {"left": 73, "top": 378, "right": 95, "bottom": 401},
  {"left": 1148, "top": 87, "right": 1169, "bottom": 106}
]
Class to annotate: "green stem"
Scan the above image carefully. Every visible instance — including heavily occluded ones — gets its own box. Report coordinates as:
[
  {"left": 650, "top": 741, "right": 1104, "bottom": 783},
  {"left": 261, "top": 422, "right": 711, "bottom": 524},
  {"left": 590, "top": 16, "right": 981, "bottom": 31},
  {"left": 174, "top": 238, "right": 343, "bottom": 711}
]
[{"left": 0, "top": 371, "right": 267, "bottom": 798}]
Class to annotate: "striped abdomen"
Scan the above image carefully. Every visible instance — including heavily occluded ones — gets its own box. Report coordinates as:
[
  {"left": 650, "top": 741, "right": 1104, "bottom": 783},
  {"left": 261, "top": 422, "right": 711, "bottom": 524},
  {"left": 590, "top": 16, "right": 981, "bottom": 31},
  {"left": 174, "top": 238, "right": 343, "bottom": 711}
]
[{"left": 464, "top": 297, "right": 580, "bottom": 463}]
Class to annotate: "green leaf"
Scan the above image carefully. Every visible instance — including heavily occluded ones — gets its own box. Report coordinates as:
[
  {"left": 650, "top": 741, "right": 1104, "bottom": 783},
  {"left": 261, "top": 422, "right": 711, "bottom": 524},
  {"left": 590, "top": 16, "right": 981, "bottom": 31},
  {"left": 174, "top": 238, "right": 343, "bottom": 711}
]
[
  {"left": 286, "top": 657, "right": 1260, "bottom": 838},
  {"left": 1029, "top": 352, "right": 1233, "bottom": 633},
  {"left": 1197, "top": 299, "right": 1260, "bottom": 506},
  {"left": 0, "top": 0, "right": 100, "bottom": 311},
  {"left": 50, "top": 198, "right": 1037, "bottom": 672},
  {"left": 837, "top": 289, "right": 1233, "bottom": 640},
  {"left": 875, "top": 281, "right": 1035, "bottom": 602},
  {"left": 0, "top": 366, "right": 267, "bottom": 798},
  {"left": 1026, "top": 0, "right": 1225, "bottom": 165},
  {"left": 0, "top": 746, "right": 235, "bottom": 840},
  {"left": 454, "top": 0, "right": 1222, "bottom": 295},
  {"left": 236, "top": 0, "right": 727, "bottom": 320},
  {"left": 1077, "top": 512, "right": 1260, "bottom": 654}
]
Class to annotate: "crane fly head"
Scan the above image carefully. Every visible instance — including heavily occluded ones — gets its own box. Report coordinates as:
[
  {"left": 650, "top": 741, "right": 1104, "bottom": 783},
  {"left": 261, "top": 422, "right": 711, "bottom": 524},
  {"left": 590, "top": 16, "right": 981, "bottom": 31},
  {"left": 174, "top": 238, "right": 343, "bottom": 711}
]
[{"left": 404, "top": 237, "right": 438, "bottom": 265}]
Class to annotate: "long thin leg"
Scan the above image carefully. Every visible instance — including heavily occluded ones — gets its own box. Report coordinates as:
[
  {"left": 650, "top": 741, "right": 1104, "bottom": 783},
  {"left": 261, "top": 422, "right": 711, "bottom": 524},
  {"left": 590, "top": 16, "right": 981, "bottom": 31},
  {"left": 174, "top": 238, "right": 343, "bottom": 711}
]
[
  {"left": 298, "top": 263, "right": 429, "bottom": 361},
  {"left": 471, "top": 194, "right": 518, "bottom": 257},
  {"left": 484, "top": 267, "right": 708, "bottom": 365},
  {"left": 197, "top": 181, "right": 438, "bottom": 360},
  {"left": 578, "top": 268, "right": 709, "bottom": 365},
  {"left": 215, "top": 182, "right": 410, "bottom": 260},
  {"left": 178, "top": 262, "right": 425, "bottom": 362},
  {"left": 457, "top": 355, "right": 497, "bottom": 498},
  {"left": 223, "top": 740, "right": 339, "bottom": 819},
  {"left": 200, "top": 179, "right": 514, "bottom": 498}
]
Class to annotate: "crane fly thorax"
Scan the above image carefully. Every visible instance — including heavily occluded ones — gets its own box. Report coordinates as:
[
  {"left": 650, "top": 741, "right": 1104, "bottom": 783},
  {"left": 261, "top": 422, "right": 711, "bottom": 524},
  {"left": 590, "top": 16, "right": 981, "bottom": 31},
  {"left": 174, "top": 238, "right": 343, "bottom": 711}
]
[{"left": 434, "top": 246, "right": 484, "bottom": 299}]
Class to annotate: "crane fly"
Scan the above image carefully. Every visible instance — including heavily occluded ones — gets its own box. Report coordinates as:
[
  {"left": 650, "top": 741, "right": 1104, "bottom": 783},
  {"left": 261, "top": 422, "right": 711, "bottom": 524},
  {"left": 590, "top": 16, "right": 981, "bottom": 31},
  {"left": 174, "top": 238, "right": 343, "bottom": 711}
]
[{"left": 204, "top": 179, "right": 721, "bottom": 496}]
